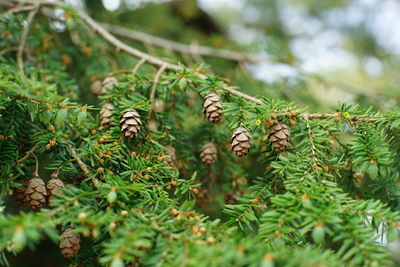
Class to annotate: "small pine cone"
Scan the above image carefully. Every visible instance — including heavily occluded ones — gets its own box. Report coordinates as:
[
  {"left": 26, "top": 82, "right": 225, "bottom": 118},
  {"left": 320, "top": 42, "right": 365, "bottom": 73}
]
[
  {"left": 46, "top": 178, "right": 64, "bottom": 206},
  {"left": 15, "top": 182, "right": 29, "bottom": 206},
  {"left": 102, "top": 76, "right": 118, "bottom": 94},
  {"left": 100, "top": 103, "right": 115, "bottom": 128},
  {"left": 203, "top": 93, "right": 222, "bottom": 123},
  {"left": 200, "top": 142, "right": 217, "bottom": 165},
  {"left": 90, "top": 80, "right": 103, "bottom": 96},
  {"left": 231, "top": 127, "right": 251, "bottom": 157},
  {"left": 120, "top": 109, "right": 142, "bottom": 139},
  {"left": 268, "top": 123, "right": 290, "bottom": 153},
  {"left": 59, "top": 228, "right": 80, "bottom": 258},
  {"left": 164, "top": 145, "right": 177, "bottom": 168},
  {"left": 25, "top": 176, "right": 47, "bottom": 210}
]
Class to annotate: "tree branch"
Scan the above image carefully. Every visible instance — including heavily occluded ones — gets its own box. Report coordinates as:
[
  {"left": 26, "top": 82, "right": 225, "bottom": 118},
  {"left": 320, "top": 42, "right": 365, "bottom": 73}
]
[
  {"left": 17, "top": 3, "right": 39, "bottom": 74},
  {"left": 101, "top": 23, "right": 270, "bottom": 64},
  {"left": 69, "top": 146, "right": 90, "bottom": 176}
]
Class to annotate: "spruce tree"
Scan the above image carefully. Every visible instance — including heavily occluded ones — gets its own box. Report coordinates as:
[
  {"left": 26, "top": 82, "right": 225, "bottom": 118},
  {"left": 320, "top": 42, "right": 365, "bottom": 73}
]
[{"left": 1, "top": 0, "right": 400, "bottom": 266}]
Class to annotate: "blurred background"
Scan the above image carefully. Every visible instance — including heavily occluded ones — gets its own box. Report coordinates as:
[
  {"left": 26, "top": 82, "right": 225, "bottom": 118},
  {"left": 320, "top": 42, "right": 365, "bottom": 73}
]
[{"left": 66, "top": 0, "right": 400, "bottom": 111}]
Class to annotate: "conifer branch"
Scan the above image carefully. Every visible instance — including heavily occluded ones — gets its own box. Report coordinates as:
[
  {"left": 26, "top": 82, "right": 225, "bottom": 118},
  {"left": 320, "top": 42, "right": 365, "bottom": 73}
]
[
  {"left": 5, "top": 1, "right": 379, "bottom": 123},
  {"left": 75, "top": 10, "right": 380, "bottom": 123}
]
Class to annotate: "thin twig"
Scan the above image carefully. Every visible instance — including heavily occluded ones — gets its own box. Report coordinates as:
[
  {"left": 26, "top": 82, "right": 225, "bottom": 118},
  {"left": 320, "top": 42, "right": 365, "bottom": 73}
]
[
  {"left": 31, "top": 152, "right": 39, "bottom": 177},
  {"left": 150, "top": 63, "right": 167, "bottom": 103},
  {"left": 8, "top": 4, "right": 36, "bottom": 13},
  {"left": 131, "top": 58, "right": 146, "bottom": 74},
  {"left": 300, "top": 113, "right": 378, "bottom": 122},
  {"left": 69, "top": 146, "right": 90, "bottom": 176},
  {"left": 16, "top": 143, "right": 39, "bottom": 165},
  {"left": 17, "top": 3, "right": 39, "bottom": 74},
  {"left": 303, "top": 116, "right": 319, "bottom": 176}
]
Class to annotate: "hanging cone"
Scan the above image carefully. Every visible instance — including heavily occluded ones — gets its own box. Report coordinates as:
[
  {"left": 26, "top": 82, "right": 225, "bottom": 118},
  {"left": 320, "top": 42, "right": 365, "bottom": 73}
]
[
  {"left": 25, "top": 176, "right": 47, "bottom": 210},
  {"left": 231, "top": 127, "right": 251, "bottom": 157},
  {"left": 120, "top": 109, "right": 142, "bottom": 140},
  {"left": 203, "top": 93, "right": 222, "bottom": 123},
  {"left": 102, "top": 76, "right": 118, "bottom": 94},
  {"left": 268, "top": 123, "right": 290, "bottom": 153},
  {"left": 90, "top": 80, "right": 103, "bottom": 96},
  {"left": 200, "top": 142, "right": 217, "bottom": 165},
  {"left": 59, "top": 227, "right": 80, "bottom": 258},
  {"left": 14, "top": 181, "right": 29, "bottom": 206},
  {"left": 164, "top": 145, "right": 177, "bottom": 169},
  {"left": 47, "top": 178, "right": 65, "bottom": 207},
  {"left": 100, "top": 103, "right": 115, "bottom": 128}
]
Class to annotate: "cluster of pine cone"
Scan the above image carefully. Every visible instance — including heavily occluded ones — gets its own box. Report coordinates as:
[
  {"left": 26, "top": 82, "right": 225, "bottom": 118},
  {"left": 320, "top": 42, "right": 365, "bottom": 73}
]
[
  {"left": 98, "top": 82, "right": 291, "bottom": 168},
  {"left": 14, "top": 174, "right": 64, "bottom": 210}
]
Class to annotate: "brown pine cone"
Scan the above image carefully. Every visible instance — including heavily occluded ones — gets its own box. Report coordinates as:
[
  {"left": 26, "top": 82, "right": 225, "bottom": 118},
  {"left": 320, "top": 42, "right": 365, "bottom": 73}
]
[
  {"left": 14, "top": 181, "right": 29, "bottom": 206},
  {"left": 102, "top": 76, "right": 118, "bottom": 94},
  {"left": 47, "top": 178, "right": 64, "bottom": 206},
  {"left": 203, "top": 93, "right": 222, "bottom": 123},
  {"left": 231, "top": 127, "right": 251, "bottom": 157},
  {"left": 25, "top": 176, "right": 47, "bottom": 210},
  {"left": 59, "top": 228, "right": 80, "bottom": 258},
  {"left": 90, "top": 80, "right": 103, "bottom": 96},
  {"left": 100, "top": 103, "right": 115, "bottom": 128},
  {"left": 120, "top": 109, "right": 142, "bottom": 139},
  {"left": 200, "top": 142, "right": 217, "bottom": 165},
  {"left": 268, "top": 123, "right": 290, "bottom": 153},
  {"left": 164, "top": 145, "right": 177, "bottom": 169}
]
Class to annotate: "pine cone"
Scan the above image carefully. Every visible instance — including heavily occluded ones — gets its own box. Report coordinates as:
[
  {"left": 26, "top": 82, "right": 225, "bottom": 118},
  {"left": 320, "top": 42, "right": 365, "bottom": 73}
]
[
  {"left": 120, "top": 109, "right": 142, "bottom": 139},
  {"left": 100, "top": 103, "right": 115, "bottom": 128},
  {"left": 59, "top": 228, "right": 80, "bottom": 258},
  {"left": 90, "top": 80, "right": 103, "bottom": 96},
  {"left": 25, "top": 176, "right": 47, "bottom": 210},
  {"left": 200, "top": 142, "right": 217, "bottom": 165},
  {"left": 231, "top": 127, "right": 251, "bottom": 157},
  {"left": 164, "top": 145, "right": 177, "bottom": 169},
  {"left": 268, "top": 123, "right": 290, "bottom": 153},
  {"left": 203, "top": 93, "right": 222, "bottom": 123},
  {"left": 14, "top": 181, "right": 29, "bottom": 206},
  {"left": 102, "top": 76, "right": 118, "bottom": 94},
  {"left": 47, "top": 178, "right": 64, "bottom": 206}
]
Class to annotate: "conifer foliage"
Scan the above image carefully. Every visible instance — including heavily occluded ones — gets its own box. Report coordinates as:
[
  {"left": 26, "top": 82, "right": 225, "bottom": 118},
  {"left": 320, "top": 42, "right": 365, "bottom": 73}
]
[{"left": 1, "top": 1, "right": 400, "bottom": 266}]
